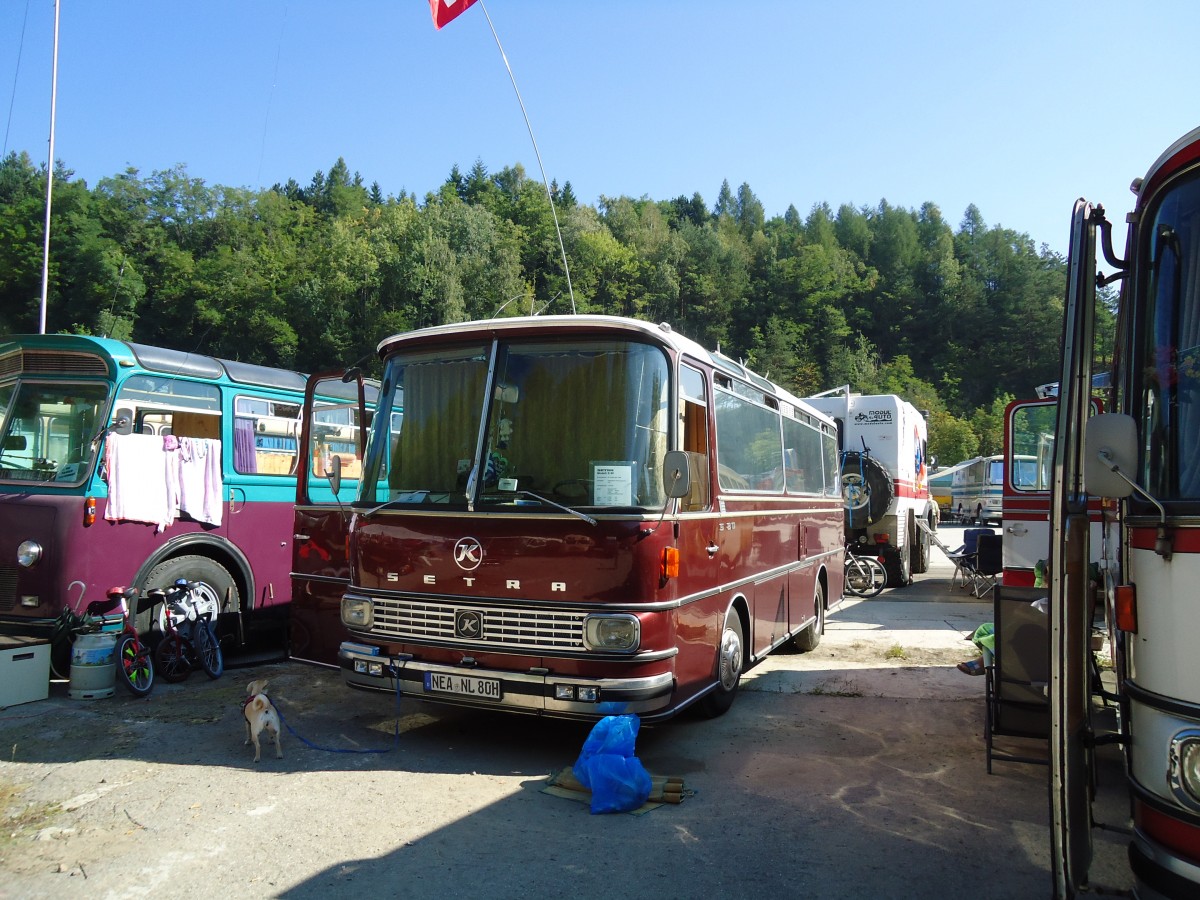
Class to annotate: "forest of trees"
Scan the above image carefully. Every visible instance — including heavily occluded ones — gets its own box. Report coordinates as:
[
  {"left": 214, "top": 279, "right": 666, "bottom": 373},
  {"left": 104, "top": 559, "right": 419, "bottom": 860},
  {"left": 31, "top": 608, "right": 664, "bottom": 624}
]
[{"left": 0, "top": 150, "right": 1113, "bottom": 467}]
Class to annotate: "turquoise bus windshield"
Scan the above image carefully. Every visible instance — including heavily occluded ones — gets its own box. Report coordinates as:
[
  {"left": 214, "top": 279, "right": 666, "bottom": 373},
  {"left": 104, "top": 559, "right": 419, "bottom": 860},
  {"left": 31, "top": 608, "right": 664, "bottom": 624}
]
[{"left": 0, "top": 381, "right": 110, "bottom": 485}]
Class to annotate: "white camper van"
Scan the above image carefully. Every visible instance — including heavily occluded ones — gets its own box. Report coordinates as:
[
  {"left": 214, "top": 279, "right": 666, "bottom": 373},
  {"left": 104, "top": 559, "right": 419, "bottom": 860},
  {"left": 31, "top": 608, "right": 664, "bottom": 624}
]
[{"left": 806, "top": 391, "right": 936, "bottom": 586}]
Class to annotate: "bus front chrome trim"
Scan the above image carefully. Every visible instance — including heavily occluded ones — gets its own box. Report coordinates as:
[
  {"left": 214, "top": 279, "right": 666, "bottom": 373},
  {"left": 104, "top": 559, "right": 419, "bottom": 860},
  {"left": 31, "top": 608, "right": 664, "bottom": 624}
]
[{"left": 339, "top": 644, "right": 674, "bottom": 717}]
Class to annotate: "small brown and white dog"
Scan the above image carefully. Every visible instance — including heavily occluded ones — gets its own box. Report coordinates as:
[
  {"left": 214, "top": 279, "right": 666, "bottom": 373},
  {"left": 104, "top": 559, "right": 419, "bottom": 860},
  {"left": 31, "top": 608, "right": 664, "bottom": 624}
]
[{"left": 243, "top": 679, "right": 282, "bottom": 763}]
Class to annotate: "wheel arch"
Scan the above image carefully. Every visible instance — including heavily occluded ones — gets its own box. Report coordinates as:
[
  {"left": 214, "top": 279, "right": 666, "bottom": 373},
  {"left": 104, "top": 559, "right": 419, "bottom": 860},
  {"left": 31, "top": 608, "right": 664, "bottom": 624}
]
[
  {"left": 727, "top": 592, "right": 751, "bottom": 649},
  {"left": 131, "top": 535, "right": 255, "bottom": 613}
]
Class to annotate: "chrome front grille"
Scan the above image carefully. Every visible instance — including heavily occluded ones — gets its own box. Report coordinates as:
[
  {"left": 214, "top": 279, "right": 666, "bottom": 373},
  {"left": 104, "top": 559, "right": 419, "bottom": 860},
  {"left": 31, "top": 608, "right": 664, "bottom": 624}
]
[{"left": 370, "top": 597, "right": 586, "bottom": 652}]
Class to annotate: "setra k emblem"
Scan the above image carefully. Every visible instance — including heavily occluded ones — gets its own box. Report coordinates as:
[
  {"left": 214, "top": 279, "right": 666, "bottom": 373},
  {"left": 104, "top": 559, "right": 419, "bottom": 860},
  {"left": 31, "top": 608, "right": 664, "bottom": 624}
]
[{"left": 453, "top": 536, "right": 484, "bottom": 571}]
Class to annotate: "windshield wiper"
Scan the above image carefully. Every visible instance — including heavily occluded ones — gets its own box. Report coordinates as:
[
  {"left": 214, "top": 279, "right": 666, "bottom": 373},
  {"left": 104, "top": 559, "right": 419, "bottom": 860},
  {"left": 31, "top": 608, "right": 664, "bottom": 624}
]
[
  {"left": 361, "top": 488, "right": 596, "bottom": 525},
  {"left": 361, "top": 491, "right": 429, "bottom": 517},
  {"left": 514, "top": 490, "right": 598, "bottom": 526}
]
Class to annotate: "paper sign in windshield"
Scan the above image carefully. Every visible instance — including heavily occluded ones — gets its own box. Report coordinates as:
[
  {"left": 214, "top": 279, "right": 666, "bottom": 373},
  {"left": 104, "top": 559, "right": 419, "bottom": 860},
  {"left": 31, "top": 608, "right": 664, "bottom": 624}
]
[{"left": 593, "top": 462, "right": 633, "bottom": 506}]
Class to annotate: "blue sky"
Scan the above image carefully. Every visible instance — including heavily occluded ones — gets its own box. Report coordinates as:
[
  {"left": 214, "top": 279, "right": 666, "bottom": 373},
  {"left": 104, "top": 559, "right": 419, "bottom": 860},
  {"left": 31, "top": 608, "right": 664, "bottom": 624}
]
[{"left": 2, "top": 1, "right": 1196, "bottom": 258}]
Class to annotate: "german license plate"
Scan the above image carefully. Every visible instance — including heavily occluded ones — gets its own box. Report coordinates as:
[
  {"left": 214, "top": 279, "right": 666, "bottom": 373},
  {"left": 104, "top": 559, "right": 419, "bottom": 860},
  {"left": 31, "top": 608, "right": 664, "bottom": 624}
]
[{"left": 424, "top": 671, "right": 502, "bottom": 700}]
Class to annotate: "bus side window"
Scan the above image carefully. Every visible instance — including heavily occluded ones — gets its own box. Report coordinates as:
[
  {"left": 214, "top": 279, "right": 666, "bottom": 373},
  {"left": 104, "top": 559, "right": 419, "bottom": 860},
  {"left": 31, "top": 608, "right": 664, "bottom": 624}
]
[
  {"left": 682, "top": 398, "right": 707, "bottom": 454},
  {"left": 679, "top": 365, "right": 711, "bottom": 511}
]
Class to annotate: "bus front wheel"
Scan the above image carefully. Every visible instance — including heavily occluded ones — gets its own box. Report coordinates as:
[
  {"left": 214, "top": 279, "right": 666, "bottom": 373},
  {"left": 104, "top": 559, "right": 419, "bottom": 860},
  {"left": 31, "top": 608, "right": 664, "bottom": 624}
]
[
  {"left": 699, "top": 607, "right": 744, "bottom": 718},
  {"left": 140, "top": 555, "right": 240, "bottom": 638}
]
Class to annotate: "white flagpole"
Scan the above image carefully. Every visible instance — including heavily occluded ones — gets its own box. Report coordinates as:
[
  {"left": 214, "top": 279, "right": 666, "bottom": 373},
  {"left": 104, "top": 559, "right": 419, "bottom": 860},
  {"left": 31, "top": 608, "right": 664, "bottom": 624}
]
[
  {"left": 477, "top": 1, "right": 575, "bottom": 314},
  {"left": 38, "top": 0, "right": 60, "bottom": 335}
]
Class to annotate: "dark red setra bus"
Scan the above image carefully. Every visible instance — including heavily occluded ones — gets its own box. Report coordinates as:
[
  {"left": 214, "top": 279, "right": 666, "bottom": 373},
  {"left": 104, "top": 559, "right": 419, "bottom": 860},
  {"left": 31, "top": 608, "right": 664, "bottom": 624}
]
[{"left": 292, "top": 315, "right": 845, "bottom": 721}]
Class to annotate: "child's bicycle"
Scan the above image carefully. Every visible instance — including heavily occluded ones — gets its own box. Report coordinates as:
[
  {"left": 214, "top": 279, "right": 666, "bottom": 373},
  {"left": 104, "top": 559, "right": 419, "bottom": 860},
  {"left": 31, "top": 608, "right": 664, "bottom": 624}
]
[
  {"left": 149, "top": 579, "right": 224, "bottom": 683},
  {"left": 48, "top": 587, "right": 155, "bottom": 697}
]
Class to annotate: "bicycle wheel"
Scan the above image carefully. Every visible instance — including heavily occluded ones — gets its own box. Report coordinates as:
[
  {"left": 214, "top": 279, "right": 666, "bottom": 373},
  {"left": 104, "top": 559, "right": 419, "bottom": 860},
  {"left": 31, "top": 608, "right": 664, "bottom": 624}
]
[
  {"left": 845, "top": 556, "right": 873, "bottom": 597},
  {"left": 114, "top": 633, "right": 155, "bottom": 696},
  {"left": 154, "top": 634, "right": 192, "bottom": 682},
  {"left": 857, "top": 556, "right": 888, "bottom": 598},
  {"left": 193, "top": 619, "right": 224, "bottom": 680}
]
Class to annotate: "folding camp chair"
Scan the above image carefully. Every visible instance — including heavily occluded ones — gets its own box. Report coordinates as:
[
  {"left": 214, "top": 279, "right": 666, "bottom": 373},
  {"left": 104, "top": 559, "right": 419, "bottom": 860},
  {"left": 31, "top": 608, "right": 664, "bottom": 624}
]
[
  {"left": 952, "top": 528, "right": 995, "bottom": 595},
  {"left": 972, "top": 532, "right": 1004, "bottom": 598},
  {"left": 915, "top": 520, "right": 991, "bottom": 593},
  {"left": 912, "top": 520, "right": 969, "bottom": 592},
  {"left": 986, "top": 586, "right": 1050, "bottom": 772}
]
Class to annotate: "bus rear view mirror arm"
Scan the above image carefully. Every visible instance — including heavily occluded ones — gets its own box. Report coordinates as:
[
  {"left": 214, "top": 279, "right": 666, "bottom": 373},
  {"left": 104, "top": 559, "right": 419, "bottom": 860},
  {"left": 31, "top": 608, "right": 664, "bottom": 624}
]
[
  {"left": 89, "top": 415, "right": 131, "bottom": 448},
  {"left": 327, "top": 454, "right": 342, "bottom": 497}
]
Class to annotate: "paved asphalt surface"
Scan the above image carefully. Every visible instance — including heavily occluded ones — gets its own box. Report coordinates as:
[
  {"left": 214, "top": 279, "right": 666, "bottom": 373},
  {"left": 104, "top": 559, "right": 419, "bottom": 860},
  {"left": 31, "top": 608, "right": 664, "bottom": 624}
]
[{"left": 0, "top": 525, "right": 1134, "bottom": 898}]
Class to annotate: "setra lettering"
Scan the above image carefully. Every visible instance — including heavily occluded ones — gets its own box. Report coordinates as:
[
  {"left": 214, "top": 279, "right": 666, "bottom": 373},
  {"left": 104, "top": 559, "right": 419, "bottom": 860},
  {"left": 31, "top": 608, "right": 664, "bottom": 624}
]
[{"left": 390, "top": 573, "right": 569, "bottom": 592}]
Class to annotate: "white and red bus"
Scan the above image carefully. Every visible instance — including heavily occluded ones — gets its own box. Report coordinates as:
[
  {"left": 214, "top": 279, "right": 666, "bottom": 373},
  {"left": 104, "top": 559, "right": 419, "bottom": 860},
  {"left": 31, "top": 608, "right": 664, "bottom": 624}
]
[
  {"left": 804, "top": 391, "right": 935, "bottom": 586},
  {"left": 293, "top": 315, "right": 844, "bottom": 720},
  {"left": 1001, "top": 400, "right": 1104, "bottom": 588},
  {"left": 1050, "top": 125, "right": 1200, "bottom": 897}
]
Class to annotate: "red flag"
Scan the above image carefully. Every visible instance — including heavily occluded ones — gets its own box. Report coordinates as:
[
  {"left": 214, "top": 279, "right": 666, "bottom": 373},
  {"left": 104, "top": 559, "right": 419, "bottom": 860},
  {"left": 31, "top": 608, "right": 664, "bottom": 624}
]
[{"left": 430, "top": 0, "right": 478, "bottom": 29}]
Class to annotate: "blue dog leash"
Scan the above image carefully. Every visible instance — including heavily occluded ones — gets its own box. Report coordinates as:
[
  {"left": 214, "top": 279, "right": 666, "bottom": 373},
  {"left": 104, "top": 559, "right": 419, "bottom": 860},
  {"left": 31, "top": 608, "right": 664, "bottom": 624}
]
[{"left": 267, "top": 672, "right": 404, "bottom": 755}]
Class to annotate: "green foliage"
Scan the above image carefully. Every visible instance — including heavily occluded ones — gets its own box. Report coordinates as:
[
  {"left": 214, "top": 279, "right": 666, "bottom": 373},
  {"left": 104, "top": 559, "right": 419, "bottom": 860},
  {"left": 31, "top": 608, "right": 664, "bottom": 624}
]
[
  {"left": 0, "top": 150, "right": 1075, "bottom": 436},
  {"left": 970, "top": 394, "right": 1014, "bottom": 457},
  {"left": 928, "top": 409, "right": 977, "bottom": 468}
]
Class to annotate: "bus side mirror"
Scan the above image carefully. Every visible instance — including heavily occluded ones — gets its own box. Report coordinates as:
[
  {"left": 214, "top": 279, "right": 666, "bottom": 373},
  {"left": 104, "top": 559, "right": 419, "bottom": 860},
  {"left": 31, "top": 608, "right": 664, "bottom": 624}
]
[
  {"left": 662, "top": 450, "right": 693, "bottom": 499},
  {"left": 113, "top": 409, "right": 134, "bottom": 435},
  {"left": 328, "top": 454, "right": 343, "bottom": 496},
  {"left": 3, "top": 435, "right": 26, "bottom": 450},
  {"left": 1085, "top": 413, "right": 1137, "bottom": 499}
]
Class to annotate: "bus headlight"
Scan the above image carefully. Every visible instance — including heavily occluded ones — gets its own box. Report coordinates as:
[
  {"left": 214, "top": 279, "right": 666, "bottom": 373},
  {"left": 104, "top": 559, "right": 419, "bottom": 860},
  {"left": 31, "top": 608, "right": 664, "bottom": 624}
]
[
  {"left": 1168, "top": 729, "right": 1200, "bottom": 811},
  {"left": 583, "top": 614, "right": 640, "bottom": 652},
  {"left": 341, "top": 596, "right": 374, "bottom": 629},
  {"left": 17, "top": 541, "right": 43, "bottom": 567}
]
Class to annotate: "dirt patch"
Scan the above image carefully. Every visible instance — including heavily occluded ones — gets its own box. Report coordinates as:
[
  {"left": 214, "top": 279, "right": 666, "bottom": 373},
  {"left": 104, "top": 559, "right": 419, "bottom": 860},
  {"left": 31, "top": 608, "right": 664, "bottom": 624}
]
[{"left": 801, "top": 639, "right": 971, "bottom": 668}]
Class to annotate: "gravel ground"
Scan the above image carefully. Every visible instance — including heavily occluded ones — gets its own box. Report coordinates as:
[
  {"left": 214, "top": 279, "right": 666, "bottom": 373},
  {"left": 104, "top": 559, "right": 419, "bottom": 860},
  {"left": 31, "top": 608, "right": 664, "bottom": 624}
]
[{"left": 0, "top": 543, "right": 1134, "bottom": 898}]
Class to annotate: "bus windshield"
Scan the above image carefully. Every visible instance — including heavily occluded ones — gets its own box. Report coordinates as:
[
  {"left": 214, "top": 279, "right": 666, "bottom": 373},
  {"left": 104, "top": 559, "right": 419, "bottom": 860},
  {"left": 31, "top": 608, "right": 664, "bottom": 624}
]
[
  {"left": 1140, "top": 169, "right": 1200, "bottom": 500},
  {"left": 360, "top": 338, "right": 670, "bottom": 510},
  {"left": 0, "top": 381, "right": 110, "bottom": 485}
]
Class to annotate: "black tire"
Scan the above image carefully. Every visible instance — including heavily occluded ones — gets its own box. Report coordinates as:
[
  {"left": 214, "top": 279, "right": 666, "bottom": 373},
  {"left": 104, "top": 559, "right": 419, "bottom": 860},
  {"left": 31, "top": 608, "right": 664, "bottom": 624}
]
[
  {"left": 794, "top": 581, "right": 826, "bottom": 651},
  {"left": 840, "top": 453, "right": 895, "bottom": 530},
  {"left": 193, "top": 620, "right": 224, "bottom": 680},
  {"left": 114, "top": 634, "right": 155, "bottom": 696},
  {"left": 846, "top": 556, "right": 886, "bottom": 598},
  {"left": 699, "top": 607, "right": 744, "bottom": 717},
  {"left": 154, "top": 634, "right": 192, "bottom": 683},
  {"left": 883, "top": 540, "right": 912, "bottom": 588},
  {"left": 139, "top": 555, "right": 239, "bottom": 637}
]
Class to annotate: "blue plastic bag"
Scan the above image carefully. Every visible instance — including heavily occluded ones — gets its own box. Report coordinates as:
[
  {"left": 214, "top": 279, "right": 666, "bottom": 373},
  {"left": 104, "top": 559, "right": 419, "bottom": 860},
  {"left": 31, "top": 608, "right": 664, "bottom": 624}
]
[
  {"left": 584, "top": 753, "right": 652, "bottom": 814},
  {"left": 574, "top": 714, "right": 638, "bottom": 785},
  {"left": 573, "top": 715, "right": 652, "bottom": 813}
]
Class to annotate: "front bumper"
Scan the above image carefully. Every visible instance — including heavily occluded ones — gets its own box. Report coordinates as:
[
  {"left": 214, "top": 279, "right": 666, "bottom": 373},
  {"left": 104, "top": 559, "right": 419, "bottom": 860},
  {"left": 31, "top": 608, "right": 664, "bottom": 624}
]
[
  {"left": 338, "top": 641, "right": 674, "bottom": 720},
  {"left": 1130, "top": 831, "right": 1200, "bottom": 899},
  {"left": 0, "top": 613, "right": 56, "bottom": 641}
]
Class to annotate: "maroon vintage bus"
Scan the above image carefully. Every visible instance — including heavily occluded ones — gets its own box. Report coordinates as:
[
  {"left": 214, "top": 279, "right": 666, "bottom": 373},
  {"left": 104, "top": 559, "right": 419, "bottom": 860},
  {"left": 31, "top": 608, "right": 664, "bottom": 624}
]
[{"left": 291, "top": 315, "right": 845, "bottom": 720}]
